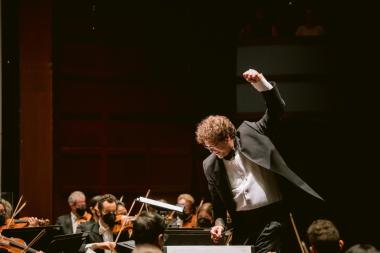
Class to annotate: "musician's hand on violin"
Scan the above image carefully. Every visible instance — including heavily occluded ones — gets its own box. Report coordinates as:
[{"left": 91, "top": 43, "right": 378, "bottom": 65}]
[
  {"left": 27, "top": 217, "right": 39, "bottom": 227},
  {"left": 119, "top": 215, "right": 132, "bottom": 225},
  {"left": 210, "top": 225, "right": 224, "bottom": 243},
  {"left": 93, "top": 241, "right": 116, "bottom": 251}
]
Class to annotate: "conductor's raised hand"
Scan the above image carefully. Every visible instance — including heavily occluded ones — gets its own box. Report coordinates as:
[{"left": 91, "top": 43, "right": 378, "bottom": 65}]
[
  {"left": 242, "top": 68, "right": 273, "bottom": 92},
  {"left": 243, "top": 68, "right": 261, "bottom": 83}
]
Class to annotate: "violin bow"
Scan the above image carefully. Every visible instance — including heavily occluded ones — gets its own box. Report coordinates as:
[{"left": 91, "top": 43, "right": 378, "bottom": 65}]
[
  {"left": 7, "top": 196, "right": 27, "bottom": 229},
  {"left": 136, "top": 189, "right": 151, "bottom": 217},
  {"left": 22, "top": 228, "right": 46, "bottom": 253},
  {"left": 114, "top": 200, "right": 135, "bottom": 244},
  {"left": 126, "top": 200, "right": 136, "bottom": 217},
  {"left": 196, "top": 198, "right": 204, "bottom": 214},
  {"left": 115, "top": 189, "right": 151, "bottom": 244},
  {"left": 289, "top": 212, "right": 309, "bottom": 253}
]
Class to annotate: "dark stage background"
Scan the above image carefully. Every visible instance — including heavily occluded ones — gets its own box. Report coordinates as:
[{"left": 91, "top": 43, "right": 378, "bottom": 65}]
[{"left": 2, "top": 0, "right": 379, "bottom": 249}]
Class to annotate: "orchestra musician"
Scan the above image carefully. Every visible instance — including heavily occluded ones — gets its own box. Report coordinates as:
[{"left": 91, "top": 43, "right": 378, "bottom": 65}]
[
  {"left": 55, "top": 190, "right": 91, "bottom": 234},
  {"left": 175, "top": 194, "right": 197, "bottom": 228},
  {"left": 196, "top": 202, "right": 214, "bottom": 228},
  {"left": 0, "top": 198, "right": 44, "bottom": 230},
  {"left": 77, "top": 194, "right": 129, "bottom": 253},
  {"left": 89, "top": 195, "right": 103, "bottom": 223}
]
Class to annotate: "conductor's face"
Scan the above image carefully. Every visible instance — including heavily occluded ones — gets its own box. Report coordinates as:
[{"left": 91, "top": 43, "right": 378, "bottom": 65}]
[{"left": 204, "top": 137, "right": 234, "bottom": 159}]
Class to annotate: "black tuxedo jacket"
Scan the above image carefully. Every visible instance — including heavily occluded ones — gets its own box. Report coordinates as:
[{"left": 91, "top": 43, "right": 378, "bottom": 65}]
[
  {"left": 77, "top": 221, "right": 103, "bottom": 253},
  {"left": 203, "top": 85, "right": 324, "bottom": 225},
  {"left": 55, "top": 213, "right": 74, "bottom": 235}
]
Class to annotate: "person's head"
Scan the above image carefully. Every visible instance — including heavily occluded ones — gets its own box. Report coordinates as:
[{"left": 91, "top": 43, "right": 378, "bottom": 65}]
[
  {"left": 307, "top": 219, "right": 344, "bottom": 253},
  {"left": 132, "top": 211, "right": 166, "bottom": 248},
  {"left": 196, "top": 202, "right": 214, "bottom": 228},
  {"left": 68, "top": 191, "right": 87, "bottom": 217},
  {"left": 345, "top": 244, "right": 380, "bottom": 253},
  {"left": 116, "top": 200, "right": 128, "bottom": 216},
  {"left": 0, "top": 199, "right": 12, "bottom": 225},
  {"left": 132, "top": 244, "right": 163, "bottom": 253},
  {"left": 89, "top": 195, "right": 102, "bottom": 222},
  {"left": 195, "top": 115, "right": 236, "bottom": 159},
  {"left": 98, "top": 194, "right": 117, "bottom": 229},
  {"left": 176, "top": 193, "right": 195, "bottom": 221}
]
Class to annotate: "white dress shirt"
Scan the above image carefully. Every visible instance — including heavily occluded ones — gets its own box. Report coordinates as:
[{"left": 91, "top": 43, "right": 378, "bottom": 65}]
[
  {"left": 223, "top": 150, "right": 282, "bottom": 211},
  {"left": 85, "top": 222, "right": 114, "bottom": 253},
  {"left": 70, "top": 212, "right": 79, "bottom": 233}
]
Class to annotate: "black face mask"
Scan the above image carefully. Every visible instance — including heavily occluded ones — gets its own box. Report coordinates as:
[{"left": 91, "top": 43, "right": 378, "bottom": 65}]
[
  {"left": 197, "top": 217, "right": 212, "bottom": 228},
  {"left": 76, "top": 206, "right": 86, "bottom": 217},
  {"left": 102, "top": 212, "right": 116, "bottom": 228},
  {"left": 178, "top": 212, "right": 192, "bottom": 222},
  {"left": 0, "top": 213, "right": 5, "bottom": 225}
]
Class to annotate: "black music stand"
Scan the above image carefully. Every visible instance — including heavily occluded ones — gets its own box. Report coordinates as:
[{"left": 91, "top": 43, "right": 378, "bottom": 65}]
[
  {"left": 164, "top": 228, "right": 215, "bottom": 245},
  {"left": 46, "top": 233, "right": 87, "bottom": 253},
  {"left": 1, "top": 225, "right": 62, "bottom": 252},
  {"left": 116, "top": 240, "right": 135, "bottom": 253}
]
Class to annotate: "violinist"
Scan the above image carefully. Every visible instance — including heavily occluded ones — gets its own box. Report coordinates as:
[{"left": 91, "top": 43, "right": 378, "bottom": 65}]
[
  {"left": 77, "top": 194, "right": 129, "bottom": 253},
  {"left": 0, "top": 199, "right": 42, "bottom": 230},
  {"left": 89, "top": 195, "right": 103, "bottom": 223},
  {"left": 196, "top": 202, "right": 214, "bottom": 228},
  {"left": 116, "top": 201, "right": 127, "bottom": 216},
  {"left": 175, "top": 194, "right": 197, "bottom": 228},
  {"left": 0, "top": 199, "right": 12, "bottom": 226},
  {"left": 55, "top": 190, "right": 91, "bottom": 234}
]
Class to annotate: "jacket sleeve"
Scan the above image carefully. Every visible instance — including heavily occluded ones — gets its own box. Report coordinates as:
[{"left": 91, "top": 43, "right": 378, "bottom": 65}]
[
  {"left": 206, "top": 178, "right": 227, "bottom": 227},
  {"left": 254, "top": 82, "right": 285, "bottom": 135}
]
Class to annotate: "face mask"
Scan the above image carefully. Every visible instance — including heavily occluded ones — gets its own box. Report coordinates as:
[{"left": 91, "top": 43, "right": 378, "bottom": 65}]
[
  {"left": 197, "top": 217, "right": 212, "bottom": 228},
  {"left": 0, "top": 213, "right": 5, "bottom": 225},
  {"left": 178, "top": 212, "right": 191, "bottom": 222},
  {"left": 102, "top": 212, "right": 116, "bottom": 228},
  {"left": 76, "top": 206, "right": 86, "bottom": 217}
]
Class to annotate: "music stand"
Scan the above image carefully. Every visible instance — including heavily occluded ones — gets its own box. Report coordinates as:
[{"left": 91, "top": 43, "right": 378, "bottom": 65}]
[
  {"left": 164, "top": 228, "right": 215, "bottom": 245},
  {"left": 116, "top": 240, "right": 135, "bottom": 253},
  {"left": 1, "top": 225, "right": 62, "bottom": 252},
  {"left": 46, "top": 233, "right": 87, "bottom": 253}
]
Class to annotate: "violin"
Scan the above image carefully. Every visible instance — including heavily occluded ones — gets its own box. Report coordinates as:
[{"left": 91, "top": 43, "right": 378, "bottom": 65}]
[
  {"left": 0, "top": 218, "right": 50, "bottom": 233},
  {"left": 112, "top": 215, "right": 134, "bottom": 236},
  {"left": 7, "top": 217, "right": 49, "bottom": 228},
  {"left": 75, "top": 212, "right": 92, "bottom": 225},
  {"left": 0, "top": 236, "right": 41, "bottom": 253}
]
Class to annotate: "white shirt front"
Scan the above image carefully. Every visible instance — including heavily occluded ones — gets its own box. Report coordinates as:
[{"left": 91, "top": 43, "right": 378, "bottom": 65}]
[
  {"left": 70, "top": 212, "right": 79, "bottom": 233},
  {"left": 85, "top": 222, "right": 114, "bottom": 253},
  {"left": 223, "top": 150, "right": 282, "bottom": 211},
  {"left": 99, "top": 223, "right": 113, "bottom": 253}
]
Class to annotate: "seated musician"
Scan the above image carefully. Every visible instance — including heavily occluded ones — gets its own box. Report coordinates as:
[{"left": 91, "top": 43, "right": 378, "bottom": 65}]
[
  {"left": 89, "top": 195, "right": 103, "bottom": 223},
  {"left": 175, "top": 194, "right": 197, "bottom": 228},
  {"left": 0, "top": 198, "right": 40, "bottom": 228},
  {"left": 77, "top": 194, "right": 129, "bottom": 253},
  {"left": 55, "top": 190, "right": 91, "bottom": 234},
  {"left": 196, "top": 202, "right": 214, "bottom": 228},
  {"left": 116, "top": 201, "right": 128, "bottom": 216},
  {"left": 132, "top": 211, "right": 166, "bottom": 248},
  {"left": 0, "top": 199, "right": 12, "bottom": 226}
]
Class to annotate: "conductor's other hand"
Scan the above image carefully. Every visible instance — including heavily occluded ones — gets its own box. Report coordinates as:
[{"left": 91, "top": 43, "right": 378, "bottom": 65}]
[
  {"left": 210, "top": 225, "right": 224, "bottom": 243},
  {"left": 243, "top": 68, "right": 273, "bottom": 92}
]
